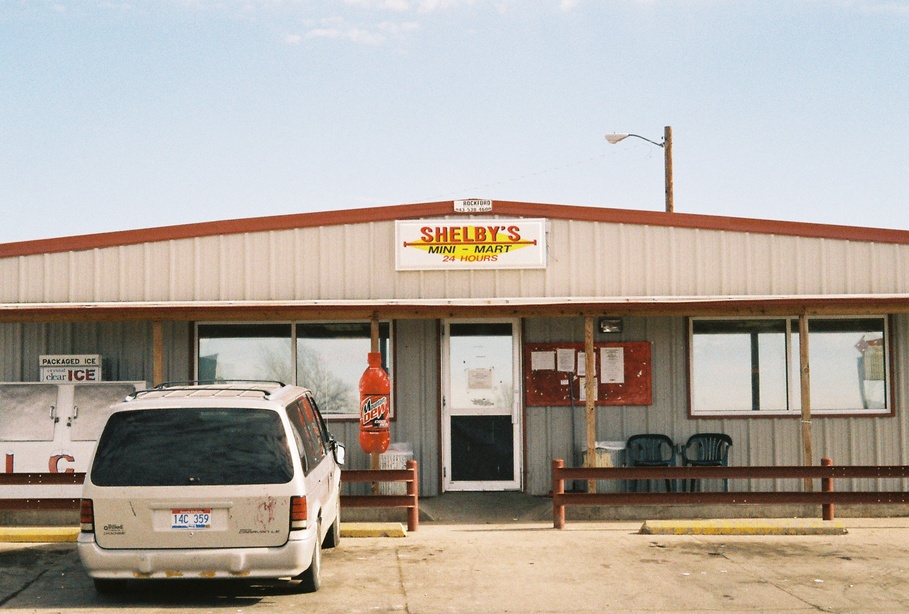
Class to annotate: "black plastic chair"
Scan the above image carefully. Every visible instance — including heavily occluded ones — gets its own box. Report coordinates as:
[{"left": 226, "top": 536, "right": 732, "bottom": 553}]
[
  {"left": 681, "top": 433, "right": 733, "bottom": 492},
  {"left": 625, "top": 434, "right": 676, "bottom": 492}
]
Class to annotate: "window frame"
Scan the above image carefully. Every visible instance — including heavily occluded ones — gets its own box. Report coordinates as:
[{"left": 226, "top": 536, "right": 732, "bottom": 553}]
[
  {"left": 688, "top": 315, "right": 893, "bottom": 418},
  {"left": 195, "top": 321, "right": 393, "bottom": 422}
]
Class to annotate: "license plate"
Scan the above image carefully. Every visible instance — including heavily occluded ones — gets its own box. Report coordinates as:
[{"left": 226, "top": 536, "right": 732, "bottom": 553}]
[{"left": 171, "top": 509, "right": 211, "bottom": 530}]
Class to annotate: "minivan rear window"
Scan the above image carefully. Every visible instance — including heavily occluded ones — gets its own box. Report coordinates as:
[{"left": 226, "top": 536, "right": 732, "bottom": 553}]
[{"left": 90, "top": 408, "right": 294, "bottom": 486}]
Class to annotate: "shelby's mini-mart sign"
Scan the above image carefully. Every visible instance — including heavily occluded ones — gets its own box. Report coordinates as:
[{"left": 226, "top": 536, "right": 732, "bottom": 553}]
[
  {"left": 39, "top": 355, "right": 102, "bottom": 383},
  {"left": 395, "top": 218, "right": 547, "bottom": 270}
]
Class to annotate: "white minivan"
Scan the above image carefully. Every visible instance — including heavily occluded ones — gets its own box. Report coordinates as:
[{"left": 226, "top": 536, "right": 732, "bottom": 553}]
[{"left": 77, "top": 381, "right": 345, "bottom": 593}]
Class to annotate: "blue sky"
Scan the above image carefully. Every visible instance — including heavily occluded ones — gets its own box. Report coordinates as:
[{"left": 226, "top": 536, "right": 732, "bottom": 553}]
[{"left": 1, "top": 0, "right": 907, "bottom": 244}]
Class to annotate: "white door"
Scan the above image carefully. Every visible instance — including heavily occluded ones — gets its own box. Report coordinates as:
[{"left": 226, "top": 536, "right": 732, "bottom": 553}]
[{"left": 441, "top": 320, "right": 522, "bottom": 491}]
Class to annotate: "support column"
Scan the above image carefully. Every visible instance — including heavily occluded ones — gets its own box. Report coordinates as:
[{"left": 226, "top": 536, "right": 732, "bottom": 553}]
[
  {"left": 153, "top": 321, "right": 164, "bottom": 386},
  {"left": 585, "top": 316, "right": 597, "bottom": 493},
  {"left": 799, "top": 314, "right": 813, "bottom": 492}
]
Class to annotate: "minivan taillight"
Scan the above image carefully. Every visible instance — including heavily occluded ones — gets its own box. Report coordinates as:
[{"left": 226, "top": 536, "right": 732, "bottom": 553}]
[
  {"left": 290, "top": 496, "right": 307, "bottom": 530},
  {"left": 80, "top": 499, "right": 94, "bottom": 533}
]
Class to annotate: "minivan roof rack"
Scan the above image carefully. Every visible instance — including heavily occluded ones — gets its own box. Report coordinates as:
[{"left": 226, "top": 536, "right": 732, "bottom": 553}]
[{"left": 128, "top": 380, "right": 288, "bottom": 400}]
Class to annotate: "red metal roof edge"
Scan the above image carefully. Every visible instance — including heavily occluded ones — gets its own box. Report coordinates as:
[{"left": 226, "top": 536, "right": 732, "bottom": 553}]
[{"left": 3, "top": 199, "right": 909, "bottom": 259}]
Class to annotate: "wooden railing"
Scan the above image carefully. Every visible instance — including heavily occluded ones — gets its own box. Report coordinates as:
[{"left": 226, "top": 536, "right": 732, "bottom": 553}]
[
  {"left": 1, "top": 461, "right": 421, "bottom": 533},
  {"left": 0, "top": 472, "right": 83, "bottom": 511},
  {"left": 341, "top": 459, "right": 419, "bottom": 532},
  {"left": 552, "top": 458, "right": 909, "bottom": 528}
]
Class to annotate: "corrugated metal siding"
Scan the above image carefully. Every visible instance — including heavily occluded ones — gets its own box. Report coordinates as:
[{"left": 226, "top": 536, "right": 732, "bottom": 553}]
[
  {"left": 522, "top": 315, "right": 909, "bottom": 496},
  {"left": 0, "top": 324, "right": 23, "bottom": 381},
  {"left": 389, "top": 319, "right": 440, "bottom": 497},
  {"left": 0, "top": 321, "right": 190, "bottom": 385},
  {"left": 5, "top": 219, "right": 909, "bottom": 304}
]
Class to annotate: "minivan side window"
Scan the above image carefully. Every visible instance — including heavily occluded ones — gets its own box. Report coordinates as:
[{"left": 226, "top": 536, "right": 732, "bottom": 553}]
[
  {"left": 306, "top": 393, "right": 334, "bottom": 448},
  {"left": 299, "top": 397, "right": 327, "bottom": 459},
  {"left": 286, "top": 399, "right": 325, "bottom": 475}
]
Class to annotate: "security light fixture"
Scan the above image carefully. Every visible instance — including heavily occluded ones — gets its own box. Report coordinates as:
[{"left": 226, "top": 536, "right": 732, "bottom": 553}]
[
  {"left": 605, "top": 126, "right": 674, "bottom": 213},
  {"left": 605, "top": 133, "right": 662, "bottom": 147},
  {"left": 598, "top": 318, "right": 623, "bottom": 334}
]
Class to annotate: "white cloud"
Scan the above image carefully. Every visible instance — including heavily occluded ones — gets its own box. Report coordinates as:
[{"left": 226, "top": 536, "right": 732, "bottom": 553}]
[
  {"left": 285, "top": 33, "right": 303, "bottom": 44},
  {"left": 378, "top": 20, "right": 420, "bottom": 35},
  {"left": 415, "top": 0, "right": 476, "bottom": 12},
  {"left": 303, "top": 14, "right": 419, "bottom": 45},
  {"left": 305, "top": 19, "right": 388, "bottom": 44},
  {"left": 342, "top": 0, "right": 411, "bottom": 10},
  {"left": 857, "top": 1, "right": 909, "bottom": 15}
]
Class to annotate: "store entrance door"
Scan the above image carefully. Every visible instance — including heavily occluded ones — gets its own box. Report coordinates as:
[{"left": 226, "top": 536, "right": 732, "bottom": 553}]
[{"left": 441, "top": 320, "right": 522, "bottom": 492}]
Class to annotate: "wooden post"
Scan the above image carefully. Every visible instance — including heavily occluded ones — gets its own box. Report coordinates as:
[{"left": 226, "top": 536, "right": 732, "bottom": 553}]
[
  {"left": 663, "top": 125, "right": 674, "bottom": 213},
  {"left": 152, "top": 321, "right": 164, "bottom": 386},
  {"left": 552, "top": 459, "right": 565, "bottom": 530},
  {"left": 584, "top": 317, "right": 597, "bottom": 494},
  {"left": 406, "top": 459, "right": 419, "bottom": 532},
  {"left": 821, "top": 457, "right": 834, "bottom": 521},
  {"left": 370, "top": 315, "right": 380, "bottom": 354},
  {"left": 799, "top": 314, "right": 814, "bottom": 492}
]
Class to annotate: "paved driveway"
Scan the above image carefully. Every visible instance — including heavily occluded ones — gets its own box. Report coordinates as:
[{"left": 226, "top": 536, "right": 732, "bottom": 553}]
[{"left": 3, "top": 519, "right": 909, "bottom": 612}]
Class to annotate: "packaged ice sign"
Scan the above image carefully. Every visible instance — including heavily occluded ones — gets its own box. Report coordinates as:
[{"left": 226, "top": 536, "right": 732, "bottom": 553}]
[
  {"left": 41, "top": 367, "right": 101, "bottom": 382},
  {"left": 40, "top": 355, "right": 102, "bottom": 383},
  {"left": 395, "top": 218, "right": 548, "bottom": 270}
]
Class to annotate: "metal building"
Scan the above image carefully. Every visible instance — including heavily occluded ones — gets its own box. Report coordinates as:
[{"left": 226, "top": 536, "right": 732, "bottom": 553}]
[{"left": 2, "top": 200, "right": 908, "bottom": 500}]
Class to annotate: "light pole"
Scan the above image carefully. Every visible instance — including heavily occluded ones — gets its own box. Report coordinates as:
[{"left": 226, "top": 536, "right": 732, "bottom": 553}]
[{"left": 605, "top": 125, "right": 674, "bottom": 213}]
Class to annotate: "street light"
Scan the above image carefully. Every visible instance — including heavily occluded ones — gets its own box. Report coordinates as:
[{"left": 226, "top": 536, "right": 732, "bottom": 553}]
[{"left": 605, "top": 126, "right": 674, "bottom": 213}]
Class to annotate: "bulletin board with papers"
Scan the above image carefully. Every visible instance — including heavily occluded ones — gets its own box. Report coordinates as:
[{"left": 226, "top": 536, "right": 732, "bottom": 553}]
[{"left": 523, "top": 342, "right": 652, "bottom": 407}]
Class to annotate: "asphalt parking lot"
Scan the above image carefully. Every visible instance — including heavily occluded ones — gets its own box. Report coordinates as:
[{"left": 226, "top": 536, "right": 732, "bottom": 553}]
[{"left": 3, "top": 517, "right": 909, "bottom": 613}]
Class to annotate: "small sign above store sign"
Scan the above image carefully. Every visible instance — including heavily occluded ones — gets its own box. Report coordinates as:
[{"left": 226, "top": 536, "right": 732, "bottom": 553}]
[
  {"left": 454, "top": 199, "right": 493, "bottom": 213},
  {"left": 395, "top": 219, "right": 547, "bottom": 270}
]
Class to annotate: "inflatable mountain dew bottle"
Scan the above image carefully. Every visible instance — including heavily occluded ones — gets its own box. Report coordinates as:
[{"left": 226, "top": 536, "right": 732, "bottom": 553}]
[{"left": 359, "top": 352, "right": 390, "bottom": 454}]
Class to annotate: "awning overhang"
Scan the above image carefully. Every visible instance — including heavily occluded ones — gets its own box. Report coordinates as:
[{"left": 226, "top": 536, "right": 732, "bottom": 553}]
[{"left": 2, "top": 294, "right": 908, "bottom": 323}]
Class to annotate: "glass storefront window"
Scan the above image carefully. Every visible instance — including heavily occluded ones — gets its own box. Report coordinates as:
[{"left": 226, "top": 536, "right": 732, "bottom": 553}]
[
  {"left": 196, "top": 322, "right": 391, "bottom": 420},
  {"left": 197, "top": 324, "right": 293, "bottom": 383},
  {"left": 296, "top": 323, "right": 390, "bottom": 418},
  {"left": 691, "top": 319, "right": 789, "bottom": 413},
  {"left": 690, "top": 316, "right": 889, "bottom": 416},
  {"left": 802, "top": 318, "right": 887, "bottom": 411}
]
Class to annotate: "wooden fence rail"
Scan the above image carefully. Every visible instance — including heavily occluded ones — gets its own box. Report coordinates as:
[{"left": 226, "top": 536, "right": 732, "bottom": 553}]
[
  {"left": 1, "top": 460, "right": 421, "bottom": 533},
  {"left": 341, "top": 459, "right": 419, "bottom": 532},
  {"left": 552, "top": 458, "right": 909, "bottom": 529},
  {"left": 0, "top": 472, "right": 83, "bottom": 511}
]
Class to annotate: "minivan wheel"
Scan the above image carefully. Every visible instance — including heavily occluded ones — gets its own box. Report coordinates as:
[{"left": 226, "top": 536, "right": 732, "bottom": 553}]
[
  {"left": 323, "top": 501, "right": 341, "bottom": 549},
  {"left": 297, "top": 525, "right": 322, "bottom": 593}
]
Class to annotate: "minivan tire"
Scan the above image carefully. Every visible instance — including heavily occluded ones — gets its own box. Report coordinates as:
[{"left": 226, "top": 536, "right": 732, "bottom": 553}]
[
  {"left": 296, "top": 524, "right": 322, "bottom": 593},
  {"left": 323, "top": 501, "right": 341, "bottom": 549},
  {"left": 93, "top": 578, "right": 126, "bottom": 594}
]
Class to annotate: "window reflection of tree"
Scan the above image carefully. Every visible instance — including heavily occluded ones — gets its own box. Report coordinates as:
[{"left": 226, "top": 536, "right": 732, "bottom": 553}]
[
  {"left": 296, "top": 346, "right": 354, "bottom": 415},
  {"left": 495, "top": 383, "right": 514, "bottom": 410},
  {"left": 259, "top": 342, "right": 293, "bottom": 383}
]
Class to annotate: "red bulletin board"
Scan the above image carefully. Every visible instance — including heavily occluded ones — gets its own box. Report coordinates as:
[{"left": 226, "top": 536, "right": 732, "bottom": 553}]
[{"left": 523, "top": 342, "right": 652, "bottom": 407}]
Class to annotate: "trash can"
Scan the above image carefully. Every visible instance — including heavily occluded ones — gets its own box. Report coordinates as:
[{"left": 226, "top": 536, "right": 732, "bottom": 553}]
[
  {"left": 581, "top": 441, "right": 626, "bottom": 492},
  {"left": 379, "top": 442, "right": 414, "bottom": 495}
]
